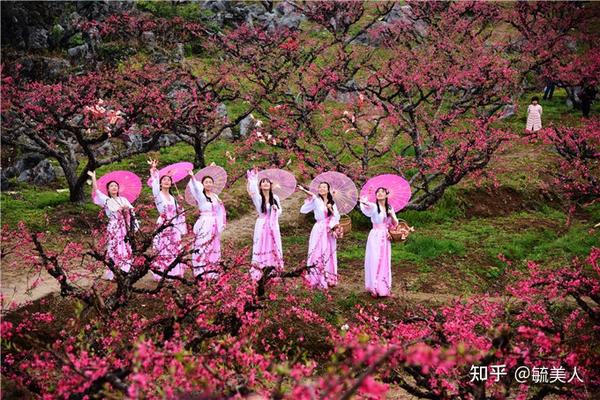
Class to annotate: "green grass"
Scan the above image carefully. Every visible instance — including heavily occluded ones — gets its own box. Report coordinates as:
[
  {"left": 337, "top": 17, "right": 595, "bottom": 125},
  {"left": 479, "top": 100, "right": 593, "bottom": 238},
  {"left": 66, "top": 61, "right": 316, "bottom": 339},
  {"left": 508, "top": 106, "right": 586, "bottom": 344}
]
[
  {"left": 0, "top": 184, "right": 96, "bottom": 231},
  {"left": 399, "top": 188, "right": 466, "bottom": 227},
  {"left": 337, "top": 230, "right": 465, "bottom": 267},
  {"left": 136, "top": 0, "right": 216, "bottom": 24}
]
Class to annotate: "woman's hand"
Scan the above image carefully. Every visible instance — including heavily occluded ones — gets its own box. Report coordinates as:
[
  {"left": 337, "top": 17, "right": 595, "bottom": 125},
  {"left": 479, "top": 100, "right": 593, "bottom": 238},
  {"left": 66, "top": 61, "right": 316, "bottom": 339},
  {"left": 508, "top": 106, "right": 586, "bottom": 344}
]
[
  {"left": 387, "top": 231, "right": 392, "bottom": 241},
  {"left": 147, "top": 158, "right": 158, "bottom": 171},
  {"left": 297, "top": 185, "right": 313, "bottom": 198},
  {"left": 87, "top": 170, "right": 96, "bottom": 179},
  {"left": 188, "top": 170, "right": 195, "bottom": 178}
]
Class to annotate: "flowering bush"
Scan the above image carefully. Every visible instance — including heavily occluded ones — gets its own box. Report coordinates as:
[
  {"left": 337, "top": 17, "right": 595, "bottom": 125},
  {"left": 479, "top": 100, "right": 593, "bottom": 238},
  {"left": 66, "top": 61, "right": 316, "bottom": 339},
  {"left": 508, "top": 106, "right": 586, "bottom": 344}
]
[{"left": 2, "top": 218, "right": 598, "bottom": 399}]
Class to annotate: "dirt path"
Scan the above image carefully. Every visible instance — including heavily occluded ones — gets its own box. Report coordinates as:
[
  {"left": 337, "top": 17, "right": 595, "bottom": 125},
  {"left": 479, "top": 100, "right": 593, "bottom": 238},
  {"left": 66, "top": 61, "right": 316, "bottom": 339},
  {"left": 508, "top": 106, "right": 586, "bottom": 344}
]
[{"left": 222, "top": 191, "right": 306, "bottom": 243}]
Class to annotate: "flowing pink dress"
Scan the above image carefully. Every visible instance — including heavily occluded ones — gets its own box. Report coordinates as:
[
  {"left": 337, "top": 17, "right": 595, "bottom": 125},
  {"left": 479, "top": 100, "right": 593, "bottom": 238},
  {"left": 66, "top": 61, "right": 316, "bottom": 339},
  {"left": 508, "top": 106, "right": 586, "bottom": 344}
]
[
  {"left": 300, "top": 195, "right": 340, "bottom": 289},
  {"left": 360, "top": 201, "right": 395, "bottom": 297},
  {"left": 188, "top": 178, "right": 226, "bottom": 279},
  {"left": 248, "top": 172, "right": 283, "bottom": 281},
  {"left": 149, "top": 170, "right": 188, "bottom": 280},
  {"left": 92, "top": 190, "right": 133, "bottom": 280}
]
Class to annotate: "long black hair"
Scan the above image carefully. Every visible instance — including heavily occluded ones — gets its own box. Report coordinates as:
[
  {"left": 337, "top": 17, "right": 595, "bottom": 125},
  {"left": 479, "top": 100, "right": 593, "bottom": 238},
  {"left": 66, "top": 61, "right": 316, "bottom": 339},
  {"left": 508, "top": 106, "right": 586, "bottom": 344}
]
[
  {"left": 106, "top": 180, "right": 120, "bottom": 198},
  {"left": 318, "top": 182, "right": 335, "bottom": 217},
  {"left": 160, "top": 175, "right": 174, "bottom": 196},
  {"left": 375, "top": 187, "right": 393, "bottom": 217},
  {"left": 160, "top": 175, "right": 181, "bottom": 210},
  {"left": 259, "top": 178, "right": 279, "bottom": 214},
  {"left": 201, "top": 175, "right": 214, "bottom": 203}
]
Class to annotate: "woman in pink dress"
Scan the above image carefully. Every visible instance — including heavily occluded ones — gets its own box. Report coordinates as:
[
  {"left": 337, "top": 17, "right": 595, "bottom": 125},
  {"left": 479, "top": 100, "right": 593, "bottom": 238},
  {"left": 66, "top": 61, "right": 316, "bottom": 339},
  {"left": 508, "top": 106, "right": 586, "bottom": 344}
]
[
  {"left": 247, "top": 169, "right": 283, "bottom": 281},
  {"left": 299, "top": 182, "right": 340, "bottom": 289},
  {"left": 148, "top": 159, "right": 188, "bottom": 280},
  {"left": 360, "top": 188, "right": 399, "bottom": 297},
  {"left": 526, "top": 96, "right": 543, "bottom": 132},
  {"left": 88, "top": 170, "right": 135, "bottom": 281},
  {"left": 187, "top": 170, "right": 226, "bottom": 280}
]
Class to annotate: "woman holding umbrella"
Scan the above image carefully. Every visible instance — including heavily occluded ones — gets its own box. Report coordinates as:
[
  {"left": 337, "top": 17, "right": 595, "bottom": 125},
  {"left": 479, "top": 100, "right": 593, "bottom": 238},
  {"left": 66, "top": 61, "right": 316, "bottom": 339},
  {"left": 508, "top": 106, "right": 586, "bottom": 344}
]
[
  {"left": 299, "top": 181, "right": 341, "bottom": 289},
  {"left": 186, "top": 165, "right": 227, "bottom": 280},
  {"left": 148, "top": 158, "right": 189, "bottom": 280},
  {"left": 88, "top": 170, "right": 140, "bottom": 280},
  {"left": 360, "top": 174, "right": 410, "bottom": 297},
  {"left": 246, "top": 168, "right": 293, "bottom": 280}
]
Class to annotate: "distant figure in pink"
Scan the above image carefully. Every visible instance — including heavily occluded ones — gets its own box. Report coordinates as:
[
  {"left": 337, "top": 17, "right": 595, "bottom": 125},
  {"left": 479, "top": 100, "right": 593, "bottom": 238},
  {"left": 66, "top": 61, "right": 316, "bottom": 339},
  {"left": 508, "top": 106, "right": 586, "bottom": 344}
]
[
  {"left": 187, "top": 170, "right": 226, "bottom": 280},
  {"left": 300, "top": 182, "right": 340, "bottom": 289},
  {"left": 148, "top": 159, "right": 187, "bottom": 280},
  {"left": 526, "top": 96, "right": 543, "bottom": 132},
  {"left": 88, "top": 170, "right": 134, "bottom": 280},
  {"left": 360, "top": 188, "right": 399, "bottom": 297},
  {"left": 247, "top": 169, "right": 283, "bottom": 280}
]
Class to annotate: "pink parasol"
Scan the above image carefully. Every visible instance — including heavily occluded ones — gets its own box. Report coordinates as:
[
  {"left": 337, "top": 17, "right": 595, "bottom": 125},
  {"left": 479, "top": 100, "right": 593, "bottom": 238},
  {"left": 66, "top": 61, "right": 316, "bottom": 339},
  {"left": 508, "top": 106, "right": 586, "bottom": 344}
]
[
  {"left": 309, "top": 171, "right": 358, "bottom": 215},
  {"left": 185, "top": 165, "right": 228, "bottom": 206},
  {"left": 256, "top": 169, "right": 297, "bottom": 200},
  {"left": 146, "top": 162, "right": 194, "bottom": 187},
  {"left": 97, "top": 171, "right": 142, "bottom": 203},
  {"left": 360, "top": 174, "right": 412, "bottom": 212}
]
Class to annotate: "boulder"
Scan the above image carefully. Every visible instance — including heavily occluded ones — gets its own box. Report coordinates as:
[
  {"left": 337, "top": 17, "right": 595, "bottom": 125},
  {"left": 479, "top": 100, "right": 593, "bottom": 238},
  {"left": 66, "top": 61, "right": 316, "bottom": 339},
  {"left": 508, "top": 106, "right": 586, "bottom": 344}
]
[
  {"left": 67, "top": 43, "right": 91, "bottom": 60},
  {"left": 27, "top": 28, "right": 49, "bottom": 50},
  {"left": 31, "top": 159, "right": 57, "bottom": 186},
  {"left": 141, "top": 31, "right": 156, "bottom": 49}
]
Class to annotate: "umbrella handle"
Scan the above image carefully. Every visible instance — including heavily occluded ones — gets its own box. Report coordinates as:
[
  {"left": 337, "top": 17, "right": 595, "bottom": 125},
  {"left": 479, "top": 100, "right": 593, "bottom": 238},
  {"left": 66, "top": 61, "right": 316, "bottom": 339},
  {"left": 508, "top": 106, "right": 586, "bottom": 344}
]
[{"left": 173, "top": 181, "right": 182, "bottom": 198}]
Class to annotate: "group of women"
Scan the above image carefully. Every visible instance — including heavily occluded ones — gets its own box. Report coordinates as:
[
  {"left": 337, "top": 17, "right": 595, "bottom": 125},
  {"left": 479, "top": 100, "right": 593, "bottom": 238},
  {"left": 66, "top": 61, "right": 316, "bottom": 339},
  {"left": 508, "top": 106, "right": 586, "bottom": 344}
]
[{"left": 88, "top": 160, "right": 405, "bottom": 297}]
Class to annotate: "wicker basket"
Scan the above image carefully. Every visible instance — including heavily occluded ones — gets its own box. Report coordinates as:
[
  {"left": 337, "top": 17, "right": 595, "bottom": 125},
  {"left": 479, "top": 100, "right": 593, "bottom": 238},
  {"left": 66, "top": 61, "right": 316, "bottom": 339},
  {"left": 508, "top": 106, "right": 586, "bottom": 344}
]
[
  {"left": 389, "top": 219, "right": 413, "bottom": 243},
  {"left": 331, "top": 215, "right": 352, "bottom": 239},
  {"left": 338, "top": 215, "right": 352, "bottom": 235}
]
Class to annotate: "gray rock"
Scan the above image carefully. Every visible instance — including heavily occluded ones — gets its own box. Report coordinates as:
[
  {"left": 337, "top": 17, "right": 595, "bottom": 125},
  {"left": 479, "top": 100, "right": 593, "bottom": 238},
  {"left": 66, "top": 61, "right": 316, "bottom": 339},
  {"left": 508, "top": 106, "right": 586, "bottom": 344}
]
[
  {"left": 45, "top": 57, "right": 71, "bottom": 80},
  {"left": 220, "top": 127, "right": 234, "bottom": 139},
  {"left": 151, "top": 52, "right": 170, "bottom": 64},
  {"left": 17, "top": 169, "right": 32, "bottom": 182},
  {"left": 353, "top": 4, "right": 428, "bottom": 46},
  {"left": 141, "top": 31, "right": 156, "bottom": 49},
  {"left": 125, "top": 132, "right": 144, "bottom": 152},
  {"left": 239, "top": 114, "right": 262, "bottom": 137},
  {"left": 0, "top": 170, "right": 12, "bottom": 191},
  {"left": 157, "top": 134, "right": 180, "bottom": 147},
  {"left": 86, "top": 26, "right": 101, "bottom": 51},
  {"left": 8, "top": 153, "right": 57, "bottom": 186},
  {"left": 13, "top": 153, "right": 45, "bottom": 175},
  {"left": 61, "top": 11, "right": 83, "bottom": 31},
  {"left": 31, "top": 159, "right": 56, "bottom": 185},
  {"left": 174, "top": 43, "right": 185, "bottom": 62},
  {"left": 203, "top": 0, "right": 227, "bottom": 13},
  {"left": 14, "top": 56, "right": 70, "bottom": 81},
  {"left": 499, "top": 104, "right": 516, "bottom": 120},
  {"left": 67, "top": 43, "right": 90, "bottom": 59},
  {"left": 76, "top": 0, "right": 134, "bottom": 20},
  {"left": 214, "top": 103, "right": 234, "bottom": 139},
  {"left": 277, "top": 13, "right": 304, "bottom": 29},
  {"left": 28, "top": 28, "right": 49, "bottom": 50},
  {"left": 275, "top": 0, "right": 296, "bottom": 16},
  {"left": 216, "top": 103, "right": 228, "bottom": 118},
  {"left": 95, "top": 141, "right": 114, "bottom": 157}
]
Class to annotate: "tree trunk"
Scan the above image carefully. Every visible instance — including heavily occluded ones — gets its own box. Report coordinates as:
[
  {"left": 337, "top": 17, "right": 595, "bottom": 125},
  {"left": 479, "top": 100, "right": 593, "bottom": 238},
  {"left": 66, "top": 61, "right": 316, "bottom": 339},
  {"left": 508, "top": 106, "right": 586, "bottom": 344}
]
[
  {"left": 193, "top": 137, "right": 206, "bottom": 169},
  {"left": 58, "top": 158, "right": 86, "bottom": 203},
  {"left": 68, "top": 179, "right": 86, "bottom": 203}
]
